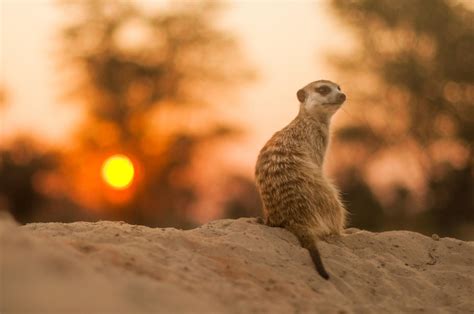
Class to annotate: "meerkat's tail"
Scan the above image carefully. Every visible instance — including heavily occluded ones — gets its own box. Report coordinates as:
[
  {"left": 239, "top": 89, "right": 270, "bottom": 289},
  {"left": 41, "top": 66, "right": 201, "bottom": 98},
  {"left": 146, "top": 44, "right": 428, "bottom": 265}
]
[{"left": 291, "top": 228, "right": 330, "bottom": 280}]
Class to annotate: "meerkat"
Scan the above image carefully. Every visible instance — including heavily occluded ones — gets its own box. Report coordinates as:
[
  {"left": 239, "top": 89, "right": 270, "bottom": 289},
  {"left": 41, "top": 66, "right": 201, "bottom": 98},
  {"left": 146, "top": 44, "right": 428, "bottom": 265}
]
[{"left": 255, "top": 80, "right": 347, "bottom": 280}]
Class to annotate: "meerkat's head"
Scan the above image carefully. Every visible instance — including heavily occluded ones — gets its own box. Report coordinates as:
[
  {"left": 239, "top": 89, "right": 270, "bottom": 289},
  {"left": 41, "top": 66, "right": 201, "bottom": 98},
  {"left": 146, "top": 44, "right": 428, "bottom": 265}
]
[{"left": 296, "top": 80, "right": 346, "bottom": 119}]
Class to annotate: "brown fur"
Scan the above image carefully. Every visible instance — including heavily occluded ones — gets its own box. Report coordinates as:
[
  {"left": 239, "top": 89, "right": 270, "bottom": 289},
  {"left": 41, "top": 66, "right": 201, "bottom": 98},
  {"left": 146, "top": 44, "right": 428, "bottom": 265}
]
[{"left": 255, "top": 80, "right": 347, "bottom": 280}]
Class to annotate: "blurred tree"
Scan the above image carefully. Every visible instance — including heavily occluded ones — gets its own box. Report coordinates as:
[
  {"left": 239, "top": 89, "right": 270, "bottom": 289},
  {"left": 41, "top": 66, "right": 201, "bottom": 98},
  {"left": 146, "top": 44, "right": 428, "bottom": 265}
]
[
  {"left": 57, "top": 0, "right": 254, "bottom": 227},
  {"left": 222, "top": 175, "right": 262, "bottom": 220},
  {"left": 0, "top": 137, "right": 57, "bottom": 223},
  {"left": 329, "top": 0, "right": 474, "bottom": 238},
  {"left": 0, "top": 136, "right": 85, "bottom": 224}
]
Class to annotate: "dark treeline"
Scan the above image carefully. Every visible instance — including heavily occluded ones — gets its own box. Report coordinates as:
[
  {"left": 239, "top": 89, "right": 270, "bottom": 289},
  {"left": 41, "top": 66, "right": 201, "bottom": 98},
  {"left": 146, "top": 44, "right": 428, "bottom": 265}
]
[{"left": 329, "top": 0, "right": 474, "bottom": 239}]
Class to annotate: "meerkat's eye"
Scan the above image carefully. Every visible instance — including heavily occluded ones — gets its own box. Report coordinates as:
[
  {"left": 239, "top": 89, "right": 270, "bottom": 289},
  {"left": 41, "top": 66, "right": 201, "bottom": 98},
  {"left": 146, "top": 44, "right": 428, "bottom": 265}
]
[{"left": 316, "top": 85, "right": 331, "bottom": 95}]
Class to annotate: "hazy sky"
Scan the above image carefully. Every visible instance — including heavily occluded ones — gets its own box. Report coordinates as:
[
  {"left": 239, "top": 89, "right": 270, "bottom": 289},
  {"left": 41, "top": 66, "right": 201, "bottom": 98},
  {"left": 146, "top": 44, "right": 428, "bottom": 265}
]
[{"left": 0, "top": 0, "right": 351, "bottom": 170}]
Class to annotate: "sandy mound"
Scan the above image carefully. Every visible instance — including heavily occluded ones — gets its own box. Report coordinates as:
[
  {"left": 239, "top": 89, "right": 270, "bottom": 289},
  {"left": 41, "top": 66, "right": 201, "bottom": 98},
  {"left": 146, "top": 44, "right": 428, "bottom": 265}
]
[{"left": 1, "top": 215, "right": 473, "bottom": 313}]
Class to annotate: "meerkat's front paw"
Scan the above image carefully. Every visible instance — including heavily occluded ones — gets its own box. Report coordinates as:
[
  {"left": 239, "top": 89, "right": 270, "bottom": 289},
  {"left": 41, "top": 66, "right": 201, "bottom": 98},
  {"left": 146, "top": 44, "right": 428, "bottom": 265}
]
[{"left": 343, "top": 228, "right": 361, "bottom": 235}]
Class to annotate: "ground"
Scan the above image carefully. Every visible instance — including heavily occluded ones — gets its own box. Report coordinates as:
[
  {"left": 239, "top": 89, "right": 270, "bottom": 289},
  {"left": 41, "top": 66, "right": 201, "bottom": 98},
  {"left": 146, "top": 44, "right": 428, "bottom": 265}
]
[{"left": 1, "top": 215, "right": 473, "bottom": 313}]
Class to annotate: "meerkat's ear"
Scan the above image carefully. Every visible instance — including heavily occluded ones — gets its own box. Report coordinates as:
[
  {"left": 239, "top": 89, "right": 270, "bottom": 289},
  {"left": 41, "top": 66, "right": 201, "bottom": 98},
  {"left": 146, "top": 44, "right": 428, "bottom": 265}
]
[{"left": 297, "top": 89, "right": 307, "bottom": 103}]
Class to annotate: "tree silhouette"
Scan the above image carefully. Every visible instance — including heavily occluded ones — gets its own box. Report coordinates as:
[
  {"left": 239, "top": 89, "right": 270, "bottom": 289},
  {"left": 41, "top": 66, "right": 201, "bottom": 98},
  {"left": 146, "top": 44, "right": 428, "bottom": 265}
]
[
  {"left": 329, "top": 0, "right": 474, "bottom": 238},
  {"left": 0, "top": 137, "right": 60, "bottom": 223},
  {"left": 57, "top": 0, "right": 254, "bottom": 227}
]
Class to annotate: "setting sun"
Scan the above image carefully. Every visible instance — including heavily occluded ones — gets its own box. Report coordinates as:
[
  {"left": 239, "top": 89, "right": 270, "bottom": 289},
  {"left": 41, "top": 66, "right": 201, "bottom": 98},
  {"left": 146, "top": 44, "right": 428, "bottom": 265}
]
[{"left": 101, "top": 154, "right": 135, "bottom": 190}]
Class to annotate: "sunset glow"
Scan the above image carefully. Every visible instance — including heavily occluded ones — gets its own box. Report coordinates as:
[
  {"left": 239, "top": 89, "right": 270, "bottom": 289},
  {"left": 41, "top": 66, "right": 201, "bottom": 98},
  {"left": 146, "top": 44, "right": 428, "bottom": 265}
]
[{"left": 101, "top": 155, "right": 135, "bottom": 190}]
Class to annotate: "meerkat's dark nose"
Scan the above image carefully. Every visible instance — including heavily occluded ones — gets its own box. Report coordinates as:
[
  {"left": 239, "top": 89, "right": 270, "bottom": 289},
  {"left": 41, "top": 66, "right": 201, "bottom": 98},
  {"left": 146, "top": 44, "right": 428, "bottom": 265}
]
[{"left": 338, "top": 93, "right": 346, "bottom": 103}]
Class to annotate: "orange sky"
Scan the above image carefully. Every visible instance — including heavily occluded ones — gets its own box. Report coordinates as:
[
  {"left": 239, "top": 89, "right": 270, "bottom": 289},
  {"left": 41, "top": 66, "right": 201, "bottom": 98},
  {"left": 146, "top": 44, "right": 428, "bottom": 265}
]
[{"left": 0, "top": 0, "right": 352, "bottom": 174}]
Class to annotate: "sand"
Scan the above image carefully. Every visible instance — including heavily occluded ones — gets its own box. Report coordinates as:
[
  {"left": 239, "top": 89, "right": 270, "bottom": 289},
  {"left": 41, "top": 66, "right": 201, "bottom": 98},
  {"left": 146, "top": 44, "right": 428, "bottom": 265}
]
[{"left": 1, "top": 215, "right": 473, "bottom": 313}]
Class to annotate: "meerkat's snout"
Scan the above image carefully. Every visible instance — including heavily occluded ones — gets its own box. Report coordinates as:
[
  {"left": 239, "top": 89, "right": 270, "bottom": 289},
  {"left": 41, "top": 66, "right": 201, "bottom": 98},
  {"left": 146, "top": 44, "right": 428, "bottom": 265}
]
[{"left": 336, "top": 93, "right": 346, "bottom": 104}]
